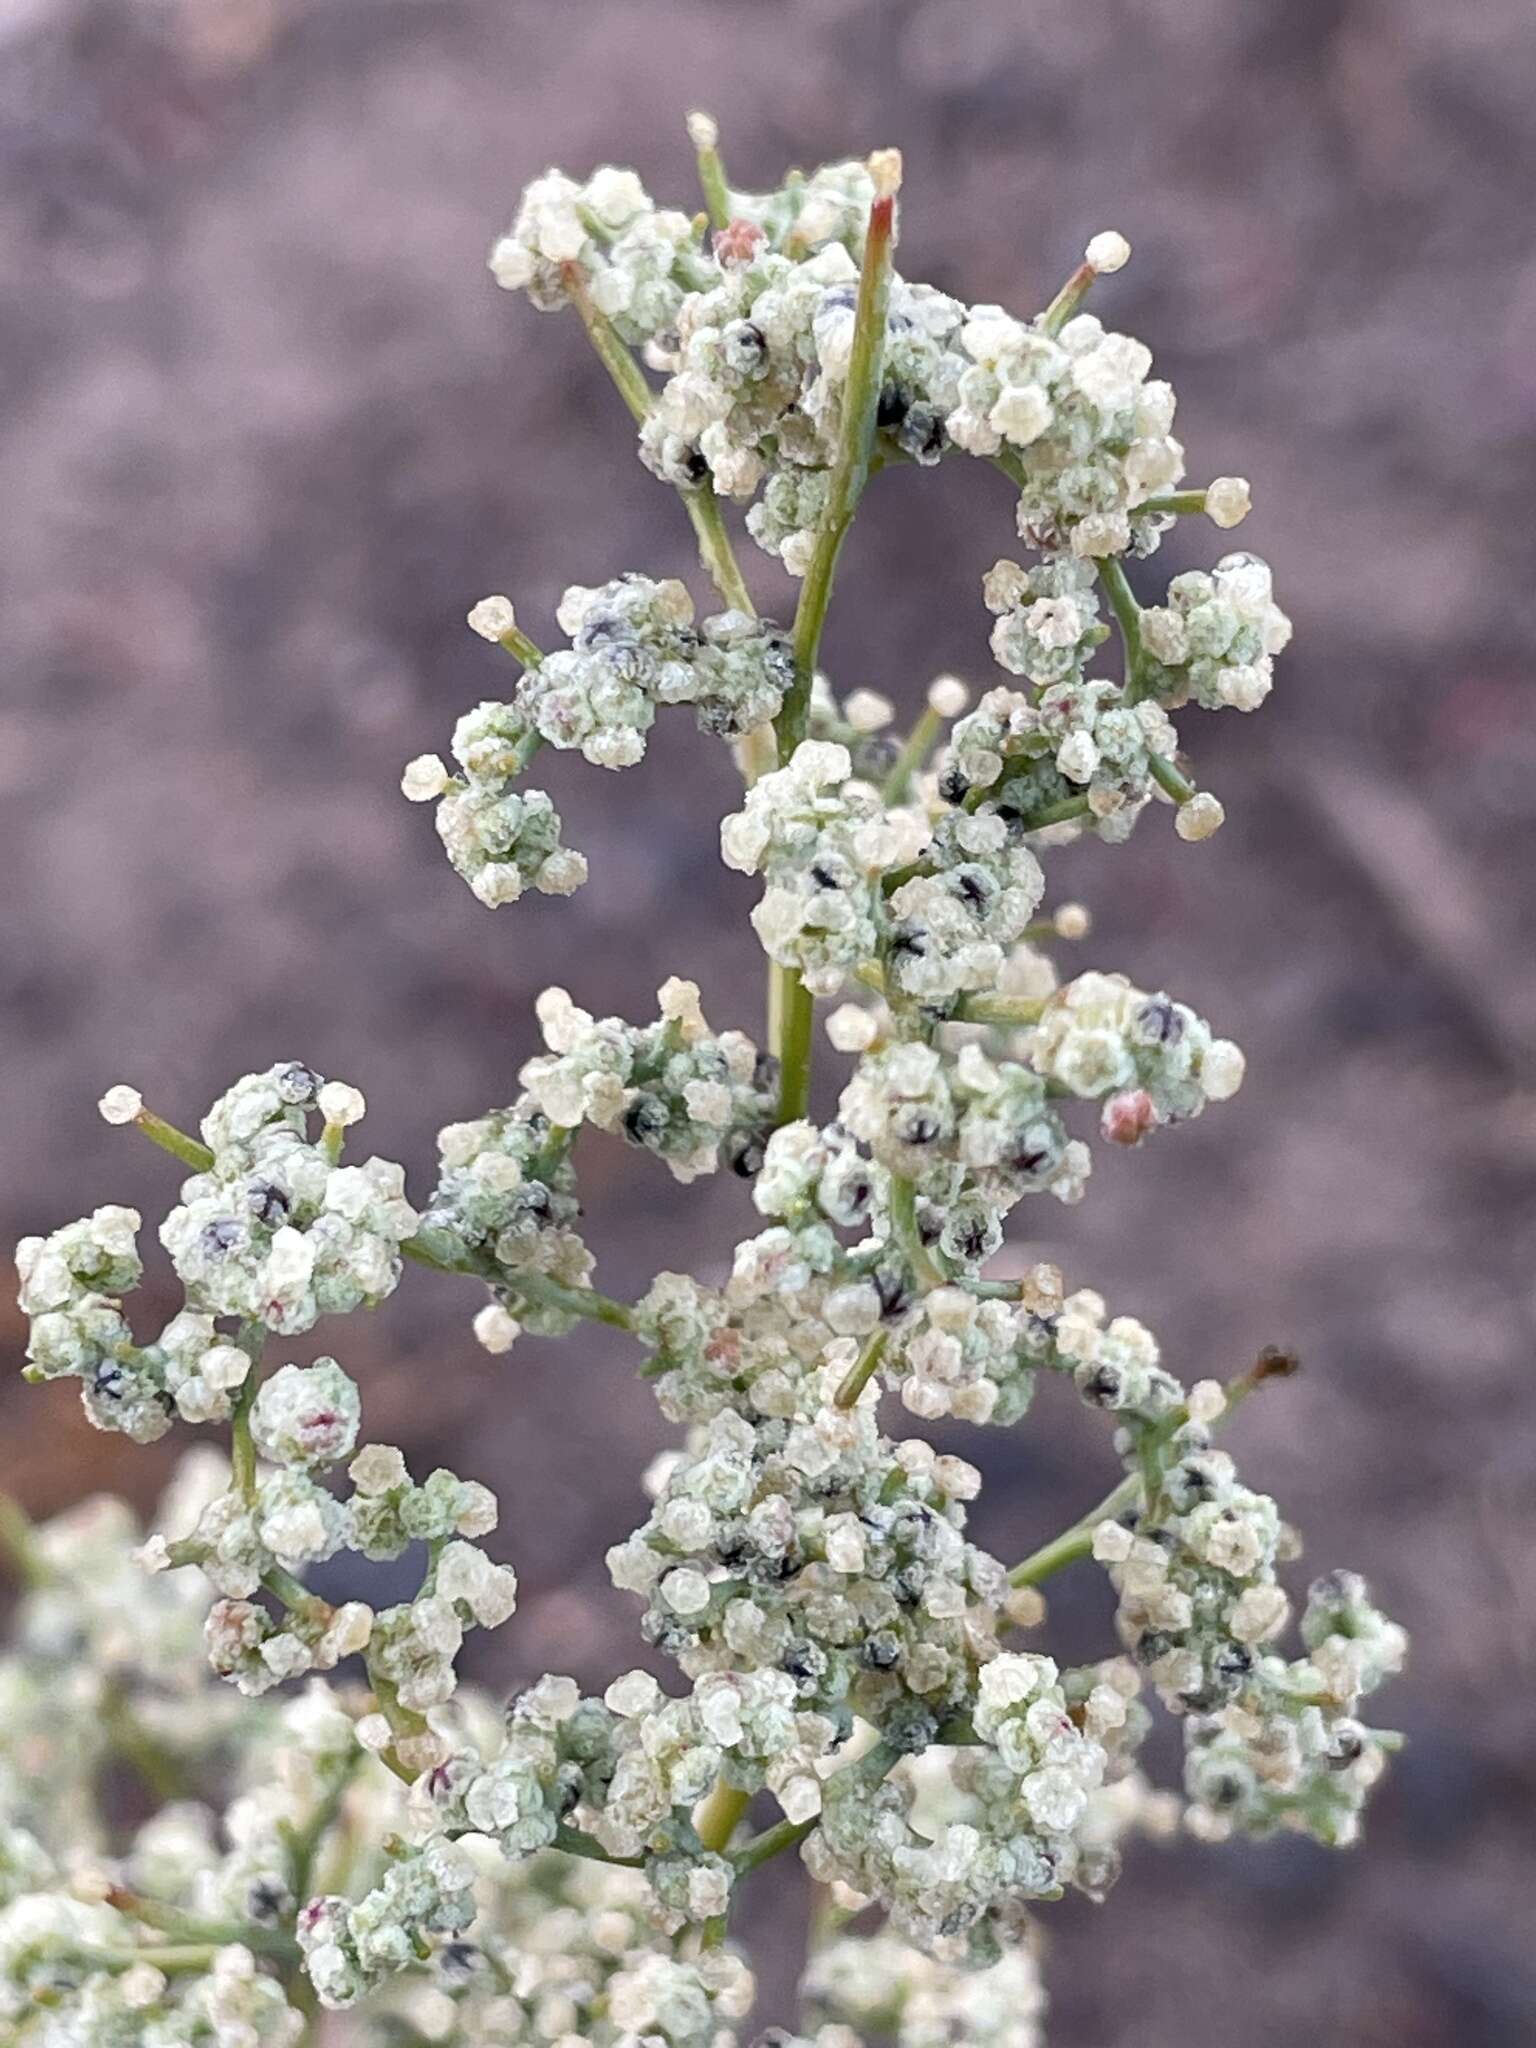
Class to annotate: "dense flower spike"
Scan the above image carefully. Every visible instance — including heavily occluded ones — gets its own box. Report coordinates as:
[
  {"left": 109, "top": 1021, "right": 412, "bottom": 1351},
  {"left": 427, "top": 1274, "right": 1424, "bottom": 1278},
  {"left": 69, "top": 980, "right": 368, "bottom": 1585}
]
[{"left": 4, "top": 122, "right": 1399, "bottom": 2047}]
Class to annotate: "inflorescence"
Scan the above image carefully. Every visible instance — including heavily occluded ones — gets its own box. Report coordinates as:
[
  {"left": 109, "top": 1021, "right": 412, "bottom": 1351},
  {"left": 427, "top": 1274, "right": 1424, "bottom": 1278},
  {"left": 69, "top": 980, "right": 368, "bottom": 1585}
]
[{"left": 4, "top": 122, "right": 1401, "bottom": 2048}]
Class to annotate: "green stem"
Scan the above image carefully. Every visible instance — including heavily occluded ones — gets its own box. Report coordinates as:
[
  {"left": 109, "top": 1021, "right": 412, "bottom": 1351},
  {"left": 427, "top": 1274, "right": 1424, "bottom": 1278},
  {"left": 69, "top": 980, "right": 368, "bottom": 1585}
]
[
  {"left": 953, "top": 991, "right": 1048, "bottom": 1026},
  {"left": 554, "top": 1824, "right": 645, "bottom": 1869},
  {"left": 1015, "top": 792, "right": 1093, "bottom": 831},
  {"left": 283, "top": 1755, "right": 363, "bottom": 1905},
  {"left": 563, "top": 265, "right": 653, "bottom": 421},
  {"left": 880, "top": 705, "right": 941, "bottom": 804},
  {"left": 563, "top": 260, "right": 758, "bottom": 632},
  {"left": 229, "top": 1320, "right": 266, "bottom": 1504},
  {"left": 767, "top": 160, "right": 900, "bottom": 1122},
  {"left": 685, "top": 489, "right": 756, "bottom": 617},
  {"left": 1006, "top": 1349, "right": 1299, "bottom": 1587},
  {"left": 696, "top": 1780, "right": 752, "bottom": 1853},
  {"left": 1008, "top": 1474, "right": 1135, "bottom": 1588},
  {"left": 688, "top": 112, "right": 732, "bottom": 232},
  {"left": 80, "top": 1943, "right": 267, "bottom": 1976},
  {"left": 1039, "top": 259, "right": 1097, "bottom": 337},
  {"left": 774, "top": 970, "right": 815, "bottom": 1126},
  {"left": 731, "top": 1813, "right": 815, "bottom": 1874},
  {"left": 496, "top": 622, "right": 547, "bottom": 670},
  {"left": 833, "top": 1329, "right": 888, "bottom": 1409},
  {"left": 131, "top": 1110, "right": 214, "bottom": 1174},
  {"left": 509, "top": 1270, "right": 636, "bottom": 1331},
  {"left": 890, "top": 1176, "right": 946, "bottom": 1293},
  {"left": 1137, "top": 489, "right": 1209, "bottom": 518},
  {"left": 774, "top": 159, "right": 900, "bottom": 759},
  {"left": 400, "top": 1235, "right": 637, "bottom": 1332},
  {"left": 1096, "top": 556, "right": 1149, "bottom": 701},
  {"left": 261, "top": 1567, "right": 330, "bottom": 1619},
  {"left": 1147, "top": 751, "right": 1196, "bottom": 805}
]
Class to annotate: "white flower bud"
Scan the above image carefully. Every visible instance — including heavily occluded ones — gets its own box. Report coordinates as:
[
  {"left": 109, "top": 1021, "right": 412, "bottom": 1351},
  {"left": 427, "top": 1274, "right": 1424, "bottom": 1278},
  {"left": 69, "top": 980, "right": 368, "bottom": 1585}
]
[
  {"left": 1205, "top": 475, "right": 1252, "bottom": 528},
  {"left": 97, "top": 1084, "right": 143, "bottom": 1126},
  {"left": 1187, "top": 1378, "right": 1227, "bottom": 1424},
  {"left": 318, "top": 1081, "right": 366, "bottom": 1127},
  {"left": 826, "top": 1004, "right": 879, "bottom": 1054},
  {"left": 467, "top": 595, "right": 517, "bottom": 642},
  {"left": 844, "top": 688, "right": 894, "bottom": 733},
  {"left": 400, "top": 753, "right": 449, "bottom": 802},
  {"left": 1175, "top": 792, "right": 1226, "bottom": 841},
  {"left": 927, "top": 674, "right": 970, "bottom": 717},
  {"left": 1085, "top": 230, "right": 1131, "bottom": 273},
  {"left": 472, "top": 1303, "right": 521, "bottom": 1354}
]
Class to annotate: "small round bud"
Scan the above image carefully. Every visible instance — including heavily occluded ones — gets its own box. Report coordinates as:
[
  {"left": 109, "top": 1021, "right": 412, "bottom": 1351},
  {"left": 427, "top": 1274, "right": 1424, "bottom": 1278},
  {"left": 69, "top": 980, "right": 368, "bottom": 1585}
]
[
  {"left": 98, "top": 1084, "right": 143, "bottom": 1126},
  {"left": 1085, "top": 230, "right": 1131, "bottom": 274},
  {"left": 472, "top": 1303, "right": 521, "bottom": 1354},
  {"left": 1201, "top": 1039, "right": 1246, "bottom": 1101},
  {"left": 467, "top": 595, "right": 517, "bottom": 643},
  {"left": 686, "top": 110, "right": 719, "bottom": 151},
  {"left": 1205, "top": 476, "right": 1252, "bottom": 528},
  {"left": 1053, "top": 902, "right": 1090, "bottom": 941},
  {"left": 1187, "top": 1378, "right": 1228, "bottom": 1425},
  {"left": 826, "top": 1003, "right": 879, "bottom": 1054},
  {"left": 927, "top": 674, "right": 970, "bottom": 718},
  {"left": 844, "top": 688, "right": 894, "bottom": 734},
  {"left": 1006, "top": 1585, "right": 1048, "bottom": 1628},
  {"left": 318, "top": 1081, "right": 366, "bottom": 1128},
  {"left": 1102, "top": 1088, "right": 1159, "bottom": 1146},
  {"left": 401, "top": 753, "right": 449, "bottom": 802},
  {"left": 1175, "top": 791, "right": 1226, "bottom": 842}
]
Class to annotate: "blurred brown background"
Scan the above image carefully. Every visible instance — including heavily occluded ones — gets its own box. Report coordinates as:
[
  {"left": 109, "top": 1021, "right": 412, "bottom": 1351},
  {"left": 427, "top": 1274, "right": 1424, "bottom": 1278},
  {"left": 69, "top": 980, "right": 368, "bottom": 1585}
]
[{"left": 2, "top": 1, "right": 1534, "bottom": 2042}]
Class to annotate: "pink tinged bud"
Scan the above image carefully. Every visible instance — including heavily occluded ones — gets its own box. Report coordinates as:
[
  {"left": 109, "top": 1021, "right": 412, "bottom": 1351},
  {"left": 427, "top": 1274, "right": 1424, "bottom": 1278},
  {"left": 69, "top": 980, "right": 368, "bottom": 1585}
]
[
  {"left": 1101, "top": 1088, "right": 1159, "bottom": 1146},
  {"left": 714, "top": 218, "right": 765, "bottom": 267}
]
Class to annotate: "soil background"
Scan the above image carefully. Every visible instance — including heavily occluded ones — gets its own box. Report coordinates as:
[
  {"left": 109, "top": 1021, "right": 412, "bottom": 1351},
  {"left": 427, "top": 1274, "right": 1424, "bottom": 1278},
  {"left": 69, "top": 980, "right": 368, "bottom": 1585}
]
[{"left": 2, "top": 3, "right": 1534, "bottom": 2042}]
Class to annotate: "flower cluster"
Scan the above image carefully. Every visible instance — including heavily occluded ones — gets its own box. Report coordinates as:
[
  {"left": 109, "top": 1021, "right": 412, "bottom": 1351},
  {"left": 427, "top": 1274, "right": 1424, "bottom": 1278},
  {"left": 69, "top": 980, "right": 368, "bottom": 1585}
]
[
  {"left": 409, "top": 697, "right": 589, "bottom": 908},
  {"left": 412, "top": 1098, "right": 586, "bottom": 1330},
  {"left": 838, "top": 1039, "right": 1088, "bottom": 1217},
  {"left": 489, "top": 166, "right": 706, "bottom": 348},
  {"left": 1140, "top": 553, "right": 1293, "bottom": 713},
  {"left": 805, "top": 1653, "right": 1127, "bottom": 1962},
  {"left": 721, "top": 740, "right": 930, "bottom": 996},
  {"left": 521, "top": 978, "right": 775, "bottom": 1183},
  {"left": 641, "top": 245, "right": 967, "bottom": 568},
  {"left": 408, "top": 577, "right": 795, "bottom": 909},
  {"left": 161, "top": 1064, "right": 418, "bottom": 1336},
  {"left": 1026, "top": 971, "right": 1245, "bottom": 1144},
  {"left": 608, "top": 1370, "right": 1007, "bottom": 1741},
  {"left": 3, "top": 122, "right": 1403, "bottom": 2048},
  {"left": 950, "top": 302, "right": 1184, "bottom": 558}
]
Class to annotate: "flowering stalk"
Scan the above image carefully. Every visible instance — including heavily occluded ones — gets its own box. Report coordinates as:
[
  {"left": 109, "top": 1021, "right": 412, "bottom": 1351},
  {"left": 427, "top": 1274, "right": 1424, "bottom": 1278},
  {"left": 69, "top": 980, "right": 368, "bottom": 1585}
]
[
  {"left": 769, "top": 152, "right": 901, "bottom": 1120},
  {"left": 3, "top": 128, "right": 1402, "bottom": 2048}
]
